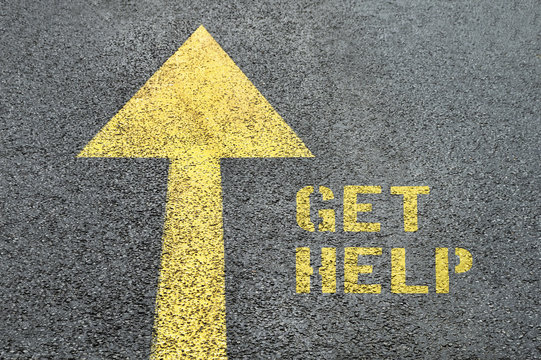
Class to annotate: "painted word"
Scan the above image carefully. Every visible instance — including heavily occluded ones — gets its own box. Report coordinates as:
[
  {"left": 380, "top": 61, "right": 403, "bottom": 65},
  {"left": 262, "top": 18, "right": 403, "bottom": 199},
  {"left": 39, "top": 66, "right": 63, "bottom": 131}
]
[
  {"left": 296, "top": 247, "right": 473, "bottom": 294},
  {"left": 297, "top": 186, "right": 430, "bottom": 232}
]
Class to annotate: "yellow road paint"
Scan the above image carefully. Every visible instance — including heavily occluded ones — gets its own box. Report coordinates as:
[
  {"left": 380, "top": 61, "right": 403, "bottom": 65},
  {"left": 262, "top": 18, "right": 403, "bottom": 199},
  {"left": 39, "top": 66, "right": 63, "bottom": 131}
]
[
  {"left": 343, "top": 186, "right": 381, "bottom": 232},
  {"left": 435, "top": 247, "right": 473, "bottom": 293},
  {"left": 390, "top": 186, "right": 430, "bottom": 232},
  {"left": 455, "top": 248, "right": 473, "bottom": 273},
  {"left": 296, "top": 247, "right": 312, "bottom": 294},
  {"left": 297, "top": 247, "right": 472, "bottom": 294},
  {"left": 78, "top": 25, "right": 312, "bottom": 359},
  {"left": 78, "top": 26, "right": 312, "bottom": 160},
  {"left": 154, "top": 156, "right": 226, "bottom": 358},
  {"left": 319, "top": 248, "right": 337, "bottom": 293},
  {"left": 295, "top": 186, "right": 336, "bottom": 232},
  {"left": 435, "top": 247, "right": 449, "bottom": 293},
  {"left": 344, "top": 247, "right": 382, "bottom": 294},
  {"left": 391, "top": 248, "right": 429, "bottom": 294}
]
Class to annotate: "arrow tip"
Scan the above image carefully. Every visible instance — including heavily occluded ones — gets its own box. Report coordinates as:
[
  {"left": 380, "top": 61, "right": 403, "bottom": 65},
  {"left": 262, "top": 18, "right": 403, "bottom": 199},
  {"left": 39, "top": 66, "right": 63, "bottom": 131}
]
[{"left": 79, "top": 26, "right": 313, "bottom": 160}]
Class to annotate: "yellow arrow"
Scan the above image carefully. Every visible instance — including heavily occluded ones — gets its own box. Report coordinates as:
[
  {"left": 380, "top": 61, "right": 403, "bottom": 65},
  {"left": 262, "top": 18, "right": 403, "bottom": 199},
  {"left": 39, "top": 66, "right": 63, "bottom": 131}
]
[{"left": 78, "top": 25, "right": 313, "bottom": 359}]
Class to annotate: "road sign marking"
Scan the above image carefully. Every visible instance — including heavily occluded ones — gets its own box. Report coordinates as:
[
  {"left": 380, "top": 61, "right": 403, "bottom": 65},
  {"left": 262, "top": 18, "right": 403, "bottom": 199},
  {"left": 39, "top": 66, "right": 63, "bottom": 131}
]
[
  {"left": 296, "top": 185, "right": 431, "bottom": 233},
  {"left": 78, "top": 25, "right": 313, "bottom": 359},
  {"left": 296, "top": 247, "right": 473, "bottom": 294}
]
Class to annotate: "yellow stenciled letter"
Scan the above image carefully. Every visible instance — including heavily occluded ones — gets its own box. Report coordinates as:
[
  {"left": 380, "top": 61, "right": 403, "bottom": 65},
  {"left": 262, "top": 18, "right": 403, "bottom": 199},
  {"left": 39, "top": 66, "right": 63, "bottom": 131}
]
[
  {"left": 296, "top": 186, "right": 335, "bottom": 232},
  {"left": 435, "top": 247, "right": 449, "bottom": 293},
  {"left": 435, "top": 247, "right": 473, "bottom": 294},
  {"left": 344, "top": 247, "right": 382, "bottom": 293},
  {"left": 296, "top": 247, "right": 313, "bottom": 293},
  {"left": 391, "top": 186, "right": 430, "bottom": 232},
  {"left": 391, "top": 248, "right": 428, "bottom": 294},
  {"left": 343, "top": 186, "right": 381, "bottom": 232}
]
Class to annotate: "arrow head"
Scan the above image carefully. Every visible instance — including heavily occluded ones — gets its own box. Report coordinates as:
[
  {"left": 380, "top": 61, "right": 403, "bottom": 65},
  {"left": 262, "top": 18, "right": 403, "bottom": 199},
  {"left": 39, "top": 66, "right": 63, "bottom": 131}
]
[{"left": 79, "top": 26, "right": 313, "bottom": 159}]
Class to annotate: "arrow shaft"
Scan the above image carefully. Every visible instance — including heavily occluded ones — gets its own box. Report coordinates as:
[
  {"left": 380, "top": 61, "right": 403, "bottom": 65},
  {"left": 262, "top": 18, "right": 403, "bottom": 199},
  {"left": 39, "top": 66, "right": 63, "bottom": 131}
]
[{"left": 152, "top": 156, "right": 226, "bottom": 359}]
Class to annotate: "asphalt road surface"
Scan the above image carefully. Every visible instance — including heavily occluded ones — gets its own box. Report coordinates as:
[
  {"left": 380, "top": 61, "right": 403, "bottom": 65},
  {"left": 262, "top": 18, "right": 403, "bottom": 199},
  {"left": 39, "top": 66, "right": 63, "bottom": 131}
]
[{"left": 1, "top": 1, "right": 540, "bottom": 359}]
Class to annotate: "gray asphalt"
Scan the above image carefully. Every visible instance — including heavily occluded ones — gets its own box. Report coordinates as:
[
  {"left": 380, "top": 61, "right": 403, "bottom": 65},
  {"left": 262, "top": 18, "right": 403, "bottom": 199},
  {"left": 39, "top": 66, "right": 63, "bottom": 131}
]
[{"left": 1, "top": 0, "right": 540, "bottom": 359}]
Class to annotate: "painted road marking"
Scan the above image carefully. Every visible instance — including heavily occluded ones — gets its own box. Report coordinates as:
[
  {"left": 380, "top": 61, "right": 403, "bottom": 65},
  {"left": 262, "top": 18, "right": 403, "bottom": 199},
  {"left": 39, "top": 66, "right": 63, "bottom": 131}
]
[
  {"left": 295, "top": 247, "right": 473, "bottom": 294},
  {"left": 294, "top": 185, "right": 473, "bottom": 294},
  {"left": 296, "top": 185, "right": 431, "bottom": 232},
  {"left": 78, "top": 25, "right": 313, "bottom": 359}
]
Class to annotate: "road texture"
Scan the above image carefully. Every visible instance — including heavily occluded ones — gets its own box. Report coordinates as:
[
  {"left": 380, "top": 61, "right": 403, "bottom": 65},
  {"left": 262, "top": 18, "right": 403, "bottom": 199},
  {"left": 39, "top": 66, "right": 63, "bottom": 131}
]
[{"left": 1, "top": 1, "right": 539, "bottom": 359}]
